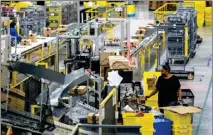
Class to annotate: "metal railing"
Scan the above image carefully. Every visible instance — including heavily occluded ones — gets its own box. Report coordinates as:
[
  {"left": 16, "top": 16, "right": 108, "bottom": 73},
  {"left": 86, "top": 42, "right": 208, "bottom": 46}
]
[
  {"left": 85, "top": 3, "right": 127, "bottom": 22},
  {"left": 154, "top": 2, "right": 195, "bottom": 23}
]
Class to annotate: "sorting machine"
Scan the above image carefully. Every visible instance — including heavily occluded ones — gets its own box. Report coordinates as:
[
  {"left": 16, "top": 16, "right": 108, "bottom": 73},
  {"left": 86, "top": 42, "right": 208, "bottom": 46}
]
[{"left": 156, "top": 5, "right": 200, "bottom": 79}]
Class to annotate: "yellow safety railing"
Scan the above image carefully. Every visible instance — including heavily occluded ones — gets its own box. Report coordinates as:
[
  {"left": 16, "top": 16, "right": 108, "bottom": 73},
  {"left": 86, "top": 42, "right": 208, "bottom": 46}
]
[
  {"left": 100, "top": 88, "right": 117, "bottom": 107},
  {"left": 85, "top": 2, "right": 126, "bottom": 22},
  {"left": 182, "top": 1, "right": 195, "bottom": 8},
  {"left": 154, "top": 2, "right": 196, "bottom": 23},
  {"left": 154, "top": 3, "right": 178, "bottom": 23}
]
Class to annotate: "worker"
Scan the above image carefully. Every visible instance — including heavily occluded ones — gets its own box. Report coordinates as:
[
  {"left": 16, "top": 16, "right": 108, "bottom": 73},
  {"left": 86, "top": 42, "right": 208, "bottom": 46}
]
[
  {"left": 145, "top": 62, "right": 182, "bottom": 109},
  {"left": 10, "top": 22, "right": 22, "bottom": 44}
]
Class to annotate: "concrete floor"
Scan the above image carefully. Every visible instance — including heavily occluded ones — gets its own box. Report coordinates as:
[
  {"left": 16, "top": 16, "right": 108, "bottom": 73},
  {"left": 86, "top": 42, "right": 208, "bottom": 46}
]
[{"left": 132, "top": 2, "right": 212, "bottom": 135}]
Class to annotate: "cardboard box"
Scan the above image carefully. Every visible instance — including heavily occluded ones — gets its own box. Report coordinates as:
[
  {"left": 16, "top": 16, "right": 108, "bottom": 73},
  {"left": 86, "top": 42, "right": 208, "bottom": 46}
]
[
  {"left": 160, "top": 106, "right": 201, "bottom": 115},
  {"left": 147, "top": 76, "right": 157, "bottom": 90},
  {"left": 69, "top": 86, "right": 88, "bottom": 95},
  {"left": 147, "top": 77, "right": 156, "bottom": 84},
  {"left": 148, "top": 85, "right": 156, "bottom": 90},
  {"left": 43, "top": 28, "right": 52, "bottom": 37},
  {"left": 87, "top": 113, "right": 99, "bottom": 124},
  {"left": 109, "top": 56, "right": 129, "bottom": 70},
  {"left": 136, "top": 29, "right": 146, "bottom": 35},
  {"left": 29, "top": 34, "right": 37, "bottom": 42},
  {"left": 136, "top": 34, "right": 145, "bottom": 40},
  {"left": 100, "top": 52, "right": 116, "bottom": 66},
  {"left": 21, "top": 39, "right": 31, "bottom": 46}
]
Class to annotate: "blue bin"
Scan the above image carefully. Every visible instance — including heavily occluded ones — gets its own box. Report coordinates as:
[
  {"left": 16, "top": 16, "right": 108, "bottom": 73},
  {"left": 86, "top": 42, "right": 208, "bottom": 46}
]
[{"left": 154, "top": 117, "right": 172, "bottom": 135}]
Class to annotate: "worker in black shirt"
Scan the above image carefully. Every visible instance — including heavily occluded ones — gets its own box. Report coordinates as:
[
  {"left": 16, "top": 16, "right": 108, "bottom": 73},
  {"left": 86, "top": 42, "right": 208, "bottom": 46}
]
[{"left": 146, "top": 62, "right": 182, "bottom": 108}]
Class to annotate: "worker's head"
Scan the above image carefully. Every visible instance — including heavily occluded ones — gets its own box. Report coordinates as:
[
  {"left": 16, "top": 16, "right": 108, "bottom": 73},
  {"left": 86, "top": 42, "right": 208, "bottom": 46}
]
[
  {"left": 161, "top": 62, "right": 170, "bottom": 77},
  {"left": 10, "top": 22, "right": 16, "bottom": 28}
]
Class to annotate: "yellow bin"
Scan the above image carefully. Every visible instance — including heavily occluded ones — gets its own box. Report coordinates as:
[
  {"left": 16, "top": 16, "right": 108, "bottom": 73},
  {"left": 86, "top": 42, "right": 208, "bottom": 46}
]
[{"left": 127, "top": 4, "right": 136, "bottom": 17}]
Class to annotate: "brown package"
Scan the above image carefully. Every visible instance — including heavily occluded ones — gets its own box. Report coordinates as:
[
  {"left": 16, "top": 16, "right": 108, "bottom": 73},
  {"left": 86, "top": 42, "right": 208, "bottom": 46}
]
[
  {"left": 100, "top": 52, "right": 116, "bottom": 66},
  {"left": 147, "top": 75, "right": 157, "bottom": 90},
  {"left": 69, "top": 86, "right": 88, "bottom": 95},
  {"left": 136, "top": 34, "right": 144, "bottom": 40},
  {"left": 21, "top": 39, "right": 31, "bottom": 46},
  {"left": 109, "top": 56, "right": 129, "bottom": 70},
  {"left": 29, "top": 34, "right": 37, "bottom": 42},
  {"left": 44, "top": 28, "right": 52, "bottom": 37},
  {"left": 87, "top": 113, "right": 99, "bottom": 124}
]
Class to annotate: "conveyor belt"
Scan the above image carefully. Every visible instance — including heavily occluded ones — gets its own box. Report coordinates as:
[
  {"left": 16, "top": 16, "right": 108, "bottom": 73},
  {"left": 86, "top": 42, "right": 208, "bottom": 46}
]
[{"left": 130, "top": 31, "right": 158, "bottom": 57}]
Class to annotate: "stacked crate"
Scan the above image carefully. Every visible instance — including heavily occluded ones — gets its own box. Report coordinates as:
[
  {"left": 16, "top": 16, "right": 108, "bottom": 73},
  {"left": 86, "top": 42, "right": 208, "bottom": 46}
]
[
  {"left": 164, "top": 110, "right": 193, "bottom": 135},
  {"left": 46, "top": 1, "right": 77, "bottom": 29},
  {"left": 205, "top": 7, "right": 212, "bottom": 26},
  {"left": 194, "top": 1, "right": 206, "bottom": 27},
  {"left": 123, "top": 112, "right": 155, "bottom": 135}
]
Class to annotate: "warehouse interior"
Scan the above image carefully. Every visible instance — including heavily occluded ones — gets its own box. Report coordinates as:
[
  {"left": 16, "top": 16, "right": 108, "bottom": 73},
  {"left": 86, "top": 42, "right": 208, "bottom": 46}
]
[{"left": 0, "top": 1, "right": 212, "bottom": 135}]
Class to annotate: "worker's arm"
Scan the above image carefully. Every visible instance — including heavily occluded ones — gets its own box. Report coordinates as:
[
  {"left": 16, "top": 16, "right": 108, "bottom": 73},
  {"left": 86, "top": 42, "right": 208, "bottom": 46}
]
[
  {"left": 178, "top": 88, "right": 182, "bottom": 100},
  {"left": 175, "top": 76, "right": 182, "bottom": 100},
  {"left": 147, "top": 88, "right": 158, "bottom": 98}
]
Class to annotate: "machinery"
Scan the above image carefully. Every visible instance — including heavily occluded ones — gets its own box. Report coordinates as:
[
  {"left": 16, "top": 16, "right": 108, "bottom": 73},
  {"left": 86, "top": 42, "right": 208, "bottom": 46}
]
[
  {"left": 156, "top": 5, "right": 199, "bottom": 79},
  {"left": 46, "top": 1, "right": 77, "bottom": 29},
  {"left": 19, "top": 5, "right": 46, "bottom": 36}
]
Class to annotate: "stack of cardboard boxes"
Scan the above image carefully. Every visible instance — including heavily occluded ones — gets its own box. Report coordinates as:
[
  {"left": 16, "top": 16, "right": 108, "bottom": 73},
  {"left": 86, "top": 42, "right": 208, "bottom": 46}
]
[
  {"left": 69, "top": 86, "right": 88, "bottom": 95},
  {"left": 100, "top": 52, "right": 133, "bottom": 83},
  {"left": 100, "top": 52, "right": 116, "bottom": 79}
]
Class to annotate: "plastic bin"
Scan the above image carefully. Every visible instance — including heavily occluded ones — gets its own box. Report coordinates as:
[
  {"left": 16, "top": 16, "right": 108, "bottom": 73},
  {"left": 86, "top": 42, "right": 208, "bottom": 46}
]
[
  {"left": 122, "top": 112, "right": 154, "bottom": 129},
  {"left": 164, "top": 110, "right": 191, "bottom": 127},
  {"left": 181, "top": 89, "right": 194, "bottom": 106},
  {"left": 172, "top": 128, "right": 193, "bottom": 135},
  {"left": 154, "top": 117, "right": 172, "bottom": 135},
  {"left": 173, "top": 124, "right": 192, "bottom": 130},
  {"left": 181, "top": 89, "right": 194, "bottom": 123},
  {"left": 140, "top": 128, "right": 154, "bottom": 135}
]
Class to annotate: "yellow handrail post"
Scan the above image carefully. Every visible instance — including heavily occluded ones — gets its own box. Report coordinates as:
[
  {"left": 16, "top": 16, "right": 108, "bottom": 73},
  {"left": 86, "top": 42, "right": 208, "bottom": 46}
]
[
  {"left": 184, "top": 25, "right": 188, "bottom": 57},
  {"left": 31, "top": 105, "right": 40, "bottom": 115},
  {"left": 162, "top": 32, "right": 166, "bottom": 48},
  {"left": 141, "top": 49, "right": 145, "bottom": 65},
  {"left": 6, "top": 126, "right": 12, "bottom": 135},
  {"left": 11, "top": 71, "right": 17, "bottom": 86}
]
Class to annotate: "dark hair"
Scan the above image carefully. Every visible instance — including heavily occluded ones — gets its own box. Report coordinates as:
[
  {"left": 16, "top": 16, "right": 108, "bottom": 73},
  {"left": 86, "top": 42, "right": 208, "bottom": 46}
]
[
  {"left": 10, "top": 22, "right": 16, "bottom": 28},
  {"left": 162, "top": 62, "right": 170, "bottom": 72}
]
